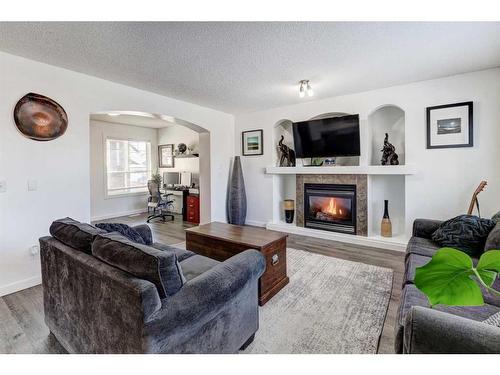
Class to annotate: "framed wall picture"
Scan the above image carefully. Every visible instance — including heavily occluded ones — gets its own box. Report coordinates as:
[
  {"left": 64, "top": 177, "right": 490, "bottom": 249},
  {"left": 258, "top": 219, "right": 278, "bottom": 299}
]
[
  {"left": 242, "top": 129, "right": 263, "bottom": 156},
  {"left": 426, "top": 101, "right": 473, "bottom": 149},
  {"left": 158, "top": 144, "right": 175, "bottom": 168}
]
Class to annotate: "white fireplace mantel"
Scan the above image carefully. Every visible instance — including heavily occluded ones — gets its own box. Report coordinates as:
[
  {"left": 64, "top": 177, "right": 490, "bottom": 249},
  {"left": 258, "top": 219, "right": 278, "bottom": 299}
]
[{"left": 265, "top": 164, "right": 416, "bottom": 175}]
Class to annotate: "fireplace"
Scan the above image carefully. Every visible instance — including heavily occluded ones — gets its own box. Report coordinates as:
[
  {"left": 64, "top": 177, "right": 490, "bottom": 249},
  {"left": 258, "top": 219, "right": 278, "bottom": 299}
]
[{"left": 304, "top": 183, "right": 356, "bottom": 234}]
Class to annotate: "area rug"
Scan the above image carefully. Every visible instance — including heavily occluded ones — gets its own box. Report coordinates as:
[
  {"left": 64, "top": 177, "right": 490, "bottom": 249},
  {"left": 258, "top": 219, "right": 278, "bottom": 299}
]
[{"left": 172, "top": 243, "right": 393, "bottom": 354}]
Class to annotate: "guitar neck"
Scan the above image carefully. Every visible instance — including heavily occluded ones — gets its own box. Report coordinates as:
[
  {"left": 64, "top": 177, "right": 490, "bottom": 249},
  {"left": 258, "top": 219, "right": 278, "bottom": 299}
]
[
  {"left": 467, "top": 181, "right": 487, "bottom": 215},
  {"left": 467, "top": 196, "right": 477, "bottom": 215}
]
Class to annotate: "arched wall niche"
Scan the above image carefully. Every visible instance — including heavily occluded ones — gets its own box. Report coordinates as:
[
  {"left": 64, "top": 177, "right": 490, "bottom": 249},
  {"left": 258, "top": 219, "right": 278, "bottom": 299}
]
[
  {"left": 309, "top": 112, "right": 350, "bottom": 120},
  {"left": 367, "top": 105, "right": 405, "bottom": 166}
]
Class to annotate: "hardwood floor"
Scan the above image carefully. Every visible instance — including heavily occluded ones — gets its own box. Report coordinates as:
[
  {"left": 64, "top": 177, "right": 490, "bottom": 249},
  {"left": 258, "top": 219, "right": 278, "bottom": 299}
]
[{"left": 0, "top": 213, "right": 404, "bottom": 354}]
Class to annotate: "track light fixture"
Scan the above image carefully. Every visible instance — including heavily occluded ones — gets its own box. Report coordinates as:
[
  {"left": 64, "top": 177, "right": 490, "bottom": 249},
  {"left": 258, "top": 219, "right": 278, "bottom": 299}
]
[{"left": 299, "top": 80, "right": 313, "bottom": 98}]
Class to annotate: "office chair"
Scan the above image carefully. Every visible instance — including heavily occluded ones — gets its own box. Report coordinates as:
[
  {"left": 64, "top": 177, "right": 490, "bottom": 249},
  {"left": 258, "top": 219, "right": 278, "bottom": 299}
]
[{"left": 146, "top": 180, "right": 175, "bottom": 223}]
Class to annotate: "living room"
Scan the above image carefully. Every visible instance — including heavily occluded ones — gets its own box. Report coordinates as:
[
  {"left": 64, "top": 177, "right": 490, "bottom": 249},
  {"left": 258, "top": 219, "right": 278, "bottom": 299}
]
[{"left": 1, "top": 2, "right": 499, "bottom": 372}]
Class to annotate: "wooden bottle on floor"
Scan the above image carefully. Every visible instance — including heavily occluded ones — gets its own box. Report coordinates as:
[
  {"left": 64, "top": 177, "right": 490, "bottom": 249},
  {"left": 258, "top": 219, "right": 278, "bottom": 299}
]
[{"left": 381, "top": 199, "right": 392, "bottom": 237}]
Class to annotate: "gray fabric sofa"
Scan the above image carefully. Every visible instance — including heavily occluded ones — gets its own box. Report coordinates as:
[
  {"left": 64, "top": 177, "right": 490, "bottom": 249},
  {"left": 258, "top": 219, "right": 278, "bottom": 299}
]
[
  {"left": 40, "top": 219, "right": 265, "bottom": 353},
  {"left": 395, "top": 219, "right": 500, "bottom": 354}
]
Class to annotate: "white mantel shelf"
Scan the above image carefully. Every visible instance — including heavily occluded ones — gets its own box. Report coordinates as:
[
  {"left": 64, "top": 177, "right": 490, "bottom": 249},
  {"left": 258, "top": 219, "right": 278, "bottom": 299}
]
[{"left": 265, "top": 164, "right": 416, "bottom": 175}]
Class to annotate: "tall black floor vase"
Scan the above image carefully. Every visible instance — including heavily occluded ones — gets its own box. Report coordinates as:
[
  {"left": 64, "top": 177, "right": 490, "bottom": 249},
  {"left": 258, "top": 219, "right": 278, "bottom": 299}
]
[{"left": 227, "top": 156, "right": 247, "bottom": 225}]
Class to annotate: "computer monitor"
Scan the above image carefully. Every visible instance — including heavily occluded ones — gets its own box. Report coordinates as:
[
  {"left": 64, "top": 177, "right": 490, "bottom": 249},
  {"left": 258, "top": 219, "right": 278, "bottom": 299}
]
[{"left": 163, "top": 172, "right": 180, "bottom": 187}]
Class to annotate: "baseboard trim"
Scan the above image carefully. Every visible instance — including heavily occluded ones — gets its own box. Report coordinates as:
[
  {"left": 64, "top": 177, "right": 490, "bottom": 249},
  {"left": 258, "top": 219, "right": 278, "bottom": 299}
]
[
  {"left": 91, "top": 208, "right": 148, "bottom": 222},
  {"left": 0, "top": 275, "right": 42, "bottom": 297},
  {"left": 245, "top": 220, "right": 267, "bottom": 227}
]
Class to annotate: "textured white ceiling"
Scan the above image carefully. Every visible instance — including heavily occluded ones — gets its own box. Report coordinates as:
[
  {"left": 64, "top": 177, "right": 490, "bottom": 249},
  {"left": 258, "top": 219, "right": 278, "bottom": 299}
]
[{"left": 1, "top": 22, "right": 500, "bottom": 114}]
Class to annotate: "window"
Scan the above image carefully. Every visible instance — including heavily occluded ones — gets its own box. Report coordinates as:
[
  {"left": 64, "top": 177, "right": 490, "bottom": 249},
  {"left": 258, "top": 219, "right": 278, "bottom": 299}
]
[{"left": 105, "top": 138, "right": 152, "bottom": 196}]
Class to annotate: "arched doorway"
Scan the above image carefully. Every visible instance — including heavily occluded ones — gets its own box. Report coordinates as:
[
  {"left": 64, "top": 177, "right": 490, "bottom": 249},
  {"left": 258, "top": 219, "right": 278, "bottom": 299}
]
[{"left": 89, "top": 111, "right": 211, "bottom": 223}]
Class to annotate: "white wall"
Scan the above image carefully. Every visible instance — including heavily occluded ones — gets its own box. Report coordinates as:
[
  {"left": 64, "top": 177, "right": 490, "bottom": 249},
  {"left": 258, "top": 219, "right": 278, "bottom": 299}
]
[
  {"left": 234, "top": 68, "right": 500, "bottom": 234},
  {"left": 158, "top": 125, "right": 200, "bottom": 184},
  {"left": 90, "top": 120, "right": 158, "bottom": 221},
  {"left": 198, "top": 132, "right": 211, "bottom": 222},
  {"left": 0, "top": 51, "right": 234, "bottom": 296}
]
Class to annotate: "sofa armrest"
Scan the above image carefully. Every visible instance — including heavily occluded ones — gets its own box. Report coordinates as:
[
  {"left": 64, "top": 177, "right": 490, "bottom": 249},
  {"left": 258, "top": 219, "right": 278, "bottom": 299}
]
[
  {"left": 403, "top": 306, "right": 500, "bottom": 353},
  {"left": 412, "top": 219, "right": 443, "bottom": 239},
  {"left": 132, "top": 224, "right": 153, "bottom": 245},
  {"left": 146, "top": 249, "right": 265, "bottom": 328}
]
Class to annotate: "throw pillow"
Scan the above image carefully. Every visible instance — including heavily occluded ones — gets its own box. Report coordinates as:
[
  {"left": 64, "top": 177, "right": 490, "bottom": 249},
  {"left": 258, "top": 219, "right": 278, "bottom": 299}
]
[
  {"left": 92, "top": 232, "right": 185, "bottom": 298},
  {"left": 95, "top": 222, "right": 146, "bottom": 244},
  {"left": 483, "top": 312, "right": 500, "bottom": 328},
  {"left": 431, "top": 214, "right": 496, "bottom": 257},
  {"left": 492, "top": 211, "right": 500, "bottom": 224},
  {"left": 50, "top": 217, "right": 106, "bottom": 254}
]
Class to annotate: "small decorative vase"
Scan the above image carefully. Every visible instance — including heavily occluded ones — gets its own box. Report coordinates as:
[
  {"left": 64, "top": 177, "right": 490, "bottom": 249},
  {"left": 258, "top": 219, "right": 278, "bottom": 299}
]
[
  {"left": 227, "top": 156, "right": 247, "bottom": 225},
  {"left": 381, "top": 200, "right": 392, "bottom": 237},
  {"left": 284, "top": 199, "right": 295, "bottom": 224}
]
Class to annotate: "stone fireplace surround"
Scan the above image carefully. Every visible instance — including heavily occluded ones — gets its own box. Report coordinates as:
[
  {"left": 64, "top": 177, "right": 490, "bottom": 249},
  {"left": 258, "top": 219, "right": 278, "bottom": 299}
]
[{"left": 296, "top": 174, "right": 368, "bottom": 236}]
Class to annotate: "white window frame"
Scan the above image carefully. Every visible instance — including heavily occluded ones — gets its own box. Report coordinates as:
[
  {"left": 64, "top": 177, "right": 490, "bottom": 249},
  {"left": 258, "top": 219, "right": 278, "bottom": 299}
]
[{"left": 104, "top": 136, "right": 152, "bottom": 199}]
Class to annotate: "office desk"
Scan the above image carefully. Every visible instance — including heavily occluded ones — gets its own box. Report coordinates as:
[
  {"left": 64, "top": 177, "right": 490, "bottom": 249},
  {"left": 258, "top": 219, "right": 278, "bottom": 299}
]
[{"left": 162, "top": 187, "right": 199, "bottom": 221}]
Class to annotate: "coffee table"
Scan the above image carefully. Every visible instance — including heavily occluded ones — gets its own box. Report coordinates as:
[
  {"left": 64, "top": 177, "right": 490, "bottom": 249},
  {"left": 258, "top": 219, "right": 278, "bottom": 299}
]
[{"left": 185, "top": 222, "right": 289, "bottom": 306}]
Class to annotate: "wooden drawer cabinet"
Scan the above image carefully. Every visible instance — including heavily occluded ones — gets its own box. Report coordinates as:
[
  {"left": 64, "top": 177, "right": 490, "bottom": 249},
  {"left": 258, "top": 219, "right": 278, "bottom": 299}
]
[{"left": 186, "top": 195, "right": 200, "bottom": 224}]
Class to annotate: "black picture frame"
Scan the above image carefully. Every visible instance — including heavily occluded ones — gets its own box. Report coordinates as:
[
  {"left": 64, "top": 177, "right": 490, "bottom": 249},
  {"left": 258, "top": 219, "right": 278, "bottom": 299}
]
[
  {"left": 158, "top": 144, "right": 175, "bottom": 168},
  {"left": 242, "top": 129, "right": 264, "bottom": 156},
  {"left": 426, "top": 101, "right": 473, "bottom": 149}
]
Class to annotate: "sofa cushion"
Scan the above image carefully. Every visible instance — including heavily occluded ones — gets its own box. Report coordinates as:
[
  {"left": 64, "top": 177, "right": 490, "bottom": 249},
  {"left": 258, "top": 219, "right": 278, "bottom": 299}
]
[
  {"left": 397, "top": 284, "right": 500, "bottom": 329},
  {"left": 92, "top": 232, "right": 185, "bottom": 298},
  {"left": 406, "top": 255, "right": 500, "bottom": 307},
  {"left": 412, "top": 219, "right": 443, "bottom": 239},
  {"left": 483, "top": 312, "right": 500, "bottom": 327},
  {"left": 431, "top": 214, "right": 496, "bottom": 257},
  {"left": 152, "top": 242, "right": 195, "bottom": 262},
  {"left": 484, "top": 222, "right": 500, "bottom": 252},
  {"left": 95, "top": 223, "right": 146, "bottom": 244},
  {"left": 485, "top": 277, "right": 500, "bottom": 307},
  {"left": 403, "top": 254, "right": 431, "bottom": 286},
  {"left": 180, "top": 254, "right": 220, "bottom": 282},
  {"left": 406, "top": 237, "right": 440, "bottom": 259},
  {"left": 50, "top": 217, "right": 106, "bottom": 254},
  {"left": 394, "top": 284, "right": 500, "bottom": 354}
]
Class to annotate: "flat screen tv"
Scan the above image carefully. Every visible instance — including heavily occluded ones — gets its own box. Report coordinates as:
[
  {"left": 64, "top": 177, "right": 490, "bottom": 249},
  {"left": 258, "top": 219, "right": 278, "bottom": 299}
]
[{"left": 292, "top": 115, "right": 360, "bottom": 158}]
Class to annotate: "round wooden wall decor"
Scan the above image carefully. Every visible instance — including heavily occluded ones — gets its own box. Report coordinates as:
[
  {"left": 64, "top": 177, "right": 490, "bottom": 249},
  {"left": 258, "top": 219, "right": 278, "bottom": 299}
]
[{"left": 13, "top": 93, "right": 68, "bottom": 141}]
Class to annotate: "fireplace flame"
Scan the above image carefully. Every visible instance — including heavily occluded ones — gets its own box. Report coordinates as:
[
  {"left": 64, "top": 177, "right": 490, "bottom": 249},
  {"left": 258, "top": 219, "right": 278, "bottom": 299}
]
[
  {"left": 325, "top": 198, "right": 337, "bottom": 215},
  {"left": 322, "top": 198, "right": 343, "bottom": 217}
]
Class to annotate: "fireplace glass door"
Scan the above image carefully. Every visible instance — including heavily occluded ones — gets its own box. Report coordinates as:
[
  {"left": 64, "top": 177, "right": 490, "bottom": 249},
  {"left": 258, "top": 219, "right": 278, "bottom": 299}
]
[{"left": 304, "top": 184, "right": 356, "bottom": 234}]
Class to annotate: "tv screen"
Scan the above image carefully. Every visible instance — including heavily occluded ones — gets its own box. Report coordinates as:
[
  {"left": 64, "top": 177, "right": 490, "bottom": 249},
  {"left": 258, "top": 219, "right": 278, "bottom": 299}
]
[{"left": 292, "top": 115, "right": 360, "bottom": 158}]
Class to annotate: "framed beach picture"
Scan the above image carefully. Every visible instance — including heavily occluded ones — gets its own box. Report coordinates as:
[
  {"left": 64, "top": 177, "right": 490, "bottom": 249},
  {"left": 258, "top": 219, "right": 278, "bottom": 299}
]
[
  {"left": 242, "top": 129, "right": 263, "bottom": 156},
  {"left": 158, "top": 144, "right": 175, "bottom": 168},
  {"left": 426, "top": 102, "right": 473, "bottom": 149}
]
